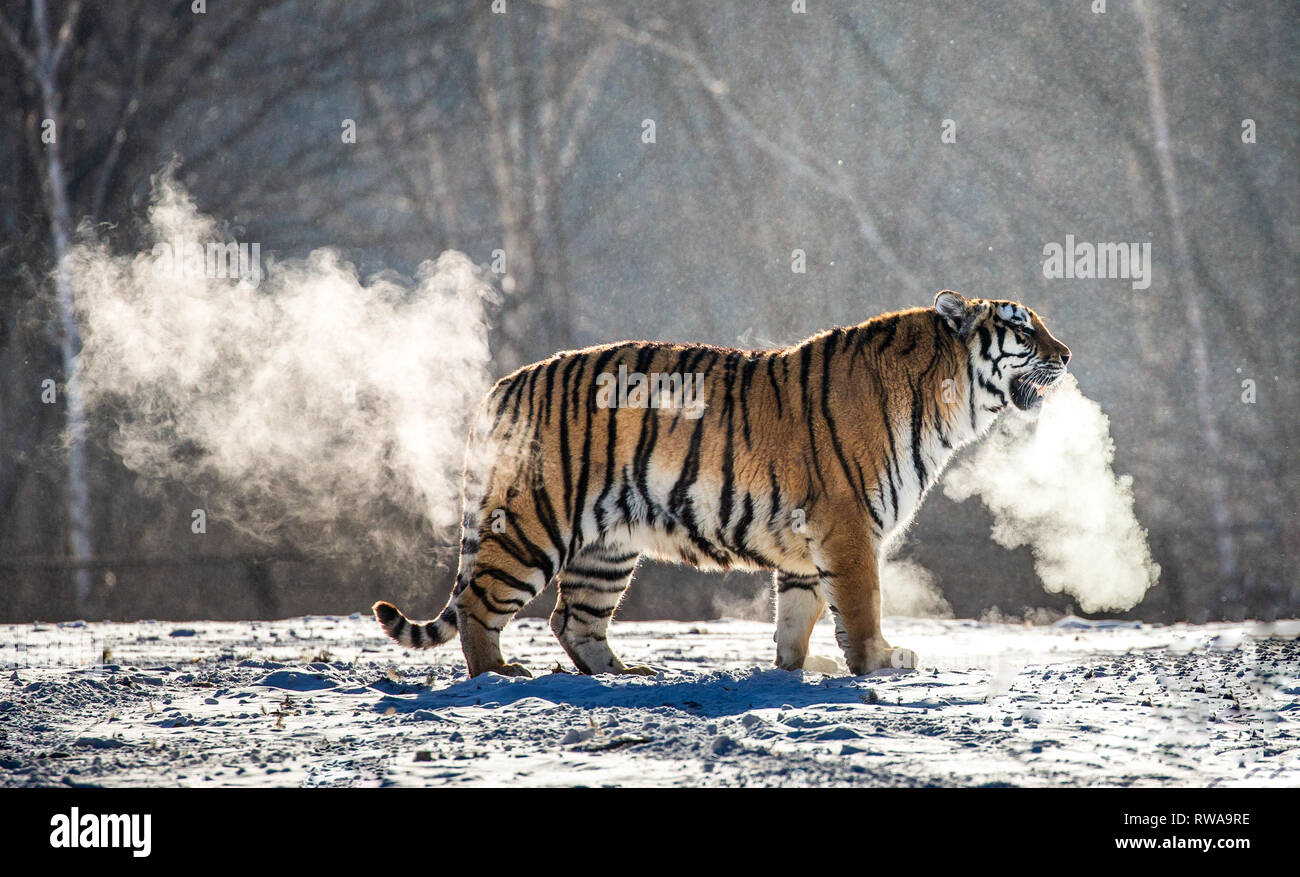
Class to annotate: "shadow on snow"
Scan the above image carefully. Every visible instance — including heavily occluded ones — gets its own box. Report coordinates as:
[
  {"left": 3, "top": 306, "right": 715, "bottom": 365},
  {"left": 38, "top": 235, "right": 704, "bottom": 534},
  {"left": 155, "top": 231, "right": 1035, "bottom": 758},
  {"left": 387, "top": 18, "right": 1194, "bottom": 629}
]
[{"left": 370, "top": 667, "right": 918, "bottom": 719}]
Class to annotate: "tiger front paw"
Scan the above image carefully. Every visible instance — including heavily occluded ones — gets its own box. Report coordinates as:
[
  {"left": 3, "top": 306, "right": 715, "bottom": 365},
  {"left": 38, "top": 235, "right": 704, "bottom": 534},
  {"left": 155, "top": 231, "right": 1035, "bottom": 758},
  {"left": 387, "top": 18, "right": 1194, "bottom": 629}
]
[{"left": 846, "top": 644, "right": 918, "bottom": 675}]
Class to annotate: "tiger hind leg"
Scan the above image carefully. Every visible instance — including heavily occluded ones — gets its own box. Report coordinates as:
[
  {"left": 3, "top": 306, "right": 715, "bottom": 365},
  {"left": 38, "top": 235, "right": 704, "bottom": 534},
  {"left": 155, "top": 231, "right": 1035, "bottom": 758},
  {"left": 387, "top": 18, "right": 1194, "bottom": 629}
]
[
  {"left": 773, "top": 572, "right": 826, "bottom": 670},
  {"left": 549, "top": 546, "right": 653, "bottom": 676},
  {"left": 455, "top": 535, "right": 552, "bottom": 678}
]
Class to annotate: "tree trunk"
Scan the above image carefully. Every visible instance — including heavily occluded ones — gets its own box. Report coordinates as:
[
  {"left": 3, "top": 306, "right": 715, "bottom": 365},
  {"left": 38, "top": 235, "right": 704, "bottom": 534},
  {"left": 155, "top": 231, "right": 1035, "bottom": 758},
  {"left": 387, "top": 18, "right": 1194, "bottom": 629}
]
[
  {"left": 1135, "top": 0, "right": 1236, "bottom": 579},
  {"left": 32, "top": 0, "right": 94, "bottom": 611}
]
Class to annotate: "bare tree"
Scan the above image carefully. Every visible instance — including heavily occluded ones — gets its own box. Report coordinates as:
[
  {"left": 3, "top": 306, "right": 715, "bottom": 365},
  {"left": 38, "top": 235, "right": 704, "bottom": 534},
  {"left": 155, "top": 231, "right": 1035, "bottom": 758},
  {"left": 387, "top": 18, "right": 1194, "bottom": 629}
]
[{"left": 1, "top": 0, "right": 93, "bottom": 610}]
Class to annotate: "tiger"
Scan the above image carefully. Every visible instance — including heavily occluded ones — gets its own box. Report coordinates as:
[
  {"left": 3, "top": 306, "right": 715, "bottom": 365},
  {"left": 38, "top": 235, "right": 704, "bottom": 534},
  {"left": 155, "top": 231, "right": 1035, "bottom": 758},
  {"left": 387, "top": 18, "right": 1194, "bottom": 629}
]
[{"left": 373, "top": 289, "right": 1071, "bottom": 678}]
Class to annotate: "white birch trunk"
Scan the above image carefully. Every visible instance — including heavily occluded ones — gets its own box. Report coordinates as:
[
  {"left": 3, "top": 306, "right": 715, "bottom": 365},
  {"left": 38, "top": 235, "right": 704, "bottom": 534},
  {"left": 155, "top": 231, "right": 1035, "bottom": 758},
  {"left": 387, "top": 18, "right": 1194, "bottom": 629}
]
[{"left": 32, "top": 0, "right": 94, "bottom": 610}]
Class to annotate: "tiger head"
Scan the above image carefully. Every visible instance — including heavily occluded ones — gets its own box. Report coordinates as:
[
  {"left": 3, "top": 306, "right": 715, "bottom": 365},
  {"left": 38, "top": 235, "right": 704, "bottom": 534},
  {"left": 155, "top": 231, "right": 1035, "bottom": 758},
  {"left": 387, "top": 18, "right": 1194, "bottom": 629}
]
[{"left": 934, "top": 289, "right": 1071, "bottom": 418}]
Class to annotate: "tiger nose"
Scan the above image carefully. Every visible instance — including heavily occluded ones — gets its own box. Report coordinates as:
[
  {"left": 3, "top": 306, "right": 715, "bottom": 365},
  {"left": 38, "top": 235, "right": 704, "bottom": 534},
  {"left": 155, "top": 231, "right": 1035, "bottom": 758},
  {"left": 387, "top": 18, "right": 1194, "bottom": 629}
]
[{"left": 1060, "top": 347, "right": 1071, "bottom": 366}]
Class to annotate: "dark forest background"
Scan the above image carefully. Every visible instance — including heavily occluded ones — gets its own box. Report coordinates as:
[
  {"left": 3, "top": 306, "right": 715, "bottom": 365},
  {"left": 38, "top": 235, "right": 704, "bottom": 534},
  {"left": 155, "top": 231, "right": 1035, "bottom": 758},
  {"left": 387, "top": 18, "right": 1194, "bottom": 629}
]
[{"left": 1, "top": 0, "right": 1296, "bottom": 624}]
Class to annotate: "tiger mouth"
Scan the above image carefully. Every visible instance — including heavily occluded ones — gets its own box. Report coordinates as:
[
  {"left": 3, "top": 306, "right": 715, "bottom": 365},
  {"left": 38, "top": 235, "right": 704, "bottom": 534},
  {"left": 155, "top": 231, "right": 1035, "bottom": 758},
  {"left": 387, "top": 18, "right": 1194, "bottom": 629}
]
[{"left": 1010, "top": 372, "right": 1062, "bottom": 411}]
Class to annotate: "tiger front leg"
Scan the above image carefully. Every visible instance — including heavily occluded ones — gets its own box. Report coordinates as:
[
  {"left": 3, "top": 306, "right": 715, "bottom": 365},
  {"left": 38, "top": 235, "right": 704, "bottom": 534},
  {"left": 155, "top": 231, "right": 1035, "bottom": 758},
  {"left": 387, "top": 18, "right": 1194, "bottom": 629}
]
[{"left": 816, "top": 532, "right": 917, "bottom": 675}]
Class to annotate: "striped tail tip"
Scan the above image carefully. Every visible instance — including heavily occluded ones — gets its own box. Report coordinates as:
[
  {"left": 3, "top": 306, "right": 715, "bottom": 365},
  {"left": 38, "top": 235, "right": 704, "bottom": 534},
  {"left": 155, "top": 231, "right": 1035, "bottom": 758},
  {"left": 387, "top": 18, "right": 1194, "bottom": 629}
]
[{"left": 371, "top": 600, "right": 457, "bottom": 650}]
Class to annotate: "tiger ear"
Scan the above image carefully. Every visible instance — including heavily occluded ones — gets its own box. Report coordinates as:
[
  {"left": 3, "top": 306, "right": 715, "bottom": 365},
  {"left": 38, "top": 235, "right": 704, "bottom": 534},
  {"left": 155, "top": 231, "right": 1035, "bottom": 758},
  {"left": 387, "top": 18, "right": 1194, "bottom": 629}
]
[{"left": 934, "top": 290, "right": 977, "bottom": 338}]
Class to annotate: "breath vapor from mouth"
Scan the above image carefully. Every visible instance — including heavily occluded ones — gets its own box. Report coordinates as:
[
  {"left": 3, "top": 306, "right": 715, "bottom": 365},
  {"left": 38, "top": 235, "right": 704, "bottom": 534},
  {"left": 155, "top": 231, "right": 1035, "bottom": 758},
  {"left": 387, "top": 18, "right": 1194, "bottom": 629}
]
[
  {"left": 68, "top": 179, "right": 498, "bottom": 574},
  {"left": 942, "top": 374, "right": 1160, "bottom": 613}
]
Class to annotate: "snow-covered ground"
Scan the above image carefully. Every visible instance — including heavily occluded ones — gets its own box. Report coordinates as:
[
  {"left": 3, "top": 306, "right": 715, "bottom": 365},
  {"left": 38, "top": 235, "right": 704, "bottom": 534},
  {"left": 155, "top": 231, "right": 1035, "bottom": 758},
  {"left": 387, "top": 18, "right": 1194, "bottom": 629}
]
[{"left": 2, "top": 614, "right": 1297, "bottom": 787}]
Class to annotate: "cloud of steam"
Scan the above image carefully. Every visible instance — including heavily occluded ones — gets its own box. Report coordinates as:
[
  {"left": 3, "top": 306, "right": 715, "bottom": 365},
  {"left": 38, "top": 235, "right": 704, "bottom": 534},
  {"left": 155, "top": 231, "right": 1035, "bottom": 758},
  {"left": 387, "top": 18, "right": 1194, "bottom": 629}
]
[
  {"left": 711, "top": 585, "right": 773, "bottom": 622},
  {"left": 880, "top": 552, "right": 953, "bottom": 618},
  {"left": 942, "top": 375, "right": 1160, "bottom": 613},
  {"left": 69, "top": 180, "right": 497, "bottom": 569}
]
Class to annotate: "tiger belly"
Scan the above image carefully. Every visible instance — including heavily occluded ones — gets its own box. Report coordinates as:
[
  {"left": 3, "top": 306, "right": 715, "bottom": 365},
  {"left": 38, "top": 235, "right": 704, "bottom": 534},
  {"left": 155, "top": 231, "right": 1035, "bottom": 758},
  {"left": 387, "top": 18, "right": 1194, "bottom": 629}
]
[{"left": 579, "top": 463, "right": 816, "bottom": 577}]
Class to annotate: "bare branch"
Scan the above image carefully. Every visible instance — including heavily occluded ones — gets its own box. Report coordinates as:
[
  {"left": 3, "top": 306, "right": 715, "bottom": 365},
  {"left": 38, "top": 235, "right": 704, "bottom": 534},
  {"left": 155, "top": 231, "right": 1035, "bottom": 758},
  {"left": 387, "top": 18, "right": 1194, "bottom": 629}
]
[
  {"left": 0, "top": 11, "right": 37, "bottom": 77},
  {"left": 49, "top": 0, "right": 81, "bottom": 73},
  {"left": 536, "top": 0, "right": 924, "bottom": 293}
]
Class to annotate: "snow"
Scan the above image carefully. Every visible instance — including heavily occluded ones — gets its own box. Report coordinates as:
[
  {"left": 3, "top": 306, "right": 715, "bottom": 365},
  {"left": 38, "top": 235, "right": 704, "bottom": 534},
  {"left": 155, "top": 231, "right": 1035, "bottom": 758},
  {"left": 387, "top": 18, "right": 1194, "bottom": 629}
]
[{"left": 1, "top": 615, "right": 1297, "bottom": 787}]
